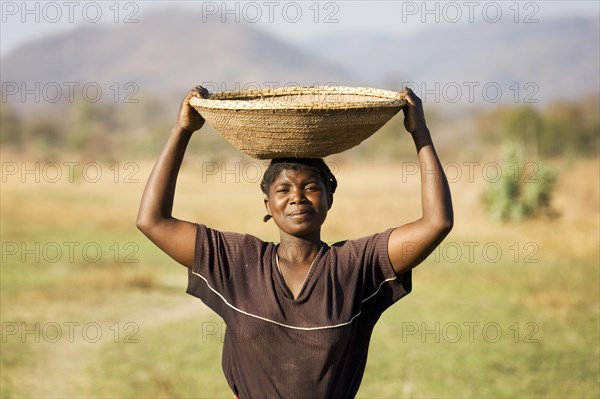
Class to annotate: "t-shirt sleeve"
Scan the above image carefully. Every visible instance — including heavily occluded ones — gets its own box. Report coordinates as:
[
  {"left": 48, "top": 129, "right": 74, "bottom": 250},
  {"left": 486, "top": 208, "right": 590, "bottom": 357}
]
[
  {"left": 185, "top": 224, "right": 247, "bottom": 316},
  {"left": 335, "top": 228, "right": 412, "bottom": 315}
]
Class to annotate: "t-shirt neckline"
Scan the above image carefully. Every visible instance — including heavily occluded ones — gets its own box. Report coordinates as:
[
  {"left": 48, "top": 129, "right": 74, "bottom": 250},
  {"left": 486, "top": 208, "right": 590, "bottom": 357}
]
[{"left": 273, "top": 242, "right": 326, "bottom": 301}]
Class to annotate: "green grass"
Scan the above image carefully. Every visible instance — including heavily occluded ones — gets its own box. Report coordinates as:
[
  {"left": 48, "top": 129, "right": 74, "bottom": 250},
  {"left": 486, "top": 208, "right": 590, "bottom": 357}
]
[
  {"left": 82, "top": 315, "right": 231, "bottom": 398},
  {"left": 3, "top": 239, "right": 597, "bottom": 398},
  {"left": 361, "top": 258, "right": 599, "bottom": 398},
  {"left": 1, "top": 158, "right": 598, "bottom": 398}
]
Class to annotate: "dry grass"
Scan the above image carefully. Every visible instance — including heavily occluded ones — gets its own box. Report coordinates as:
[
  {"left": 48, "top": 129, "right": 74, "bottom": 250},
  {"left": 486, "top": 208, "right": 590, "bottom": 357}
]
[
  {"left": 1, "top": 151, "right": 598, "bottom": 397},
  {"left": 3, "top": 151, "right": 597, "bottom": 248}
]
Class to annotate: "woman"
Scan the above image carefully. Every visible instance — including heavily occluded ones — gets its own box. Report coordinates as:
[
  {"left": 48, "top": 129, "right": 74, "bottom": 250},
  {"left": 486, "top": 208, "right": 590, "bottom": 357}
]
[{"left": 136, "top": 86, "right": 453, "bottom": 398}]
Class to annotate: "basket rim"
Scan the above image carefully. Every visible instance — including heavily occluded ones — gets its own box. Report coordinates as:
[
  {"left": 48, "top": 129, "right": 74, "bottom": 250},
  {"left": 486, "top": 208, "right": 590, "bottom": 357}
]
[{"left": 190, "top": 85, "right": 406, "bottom": 111}]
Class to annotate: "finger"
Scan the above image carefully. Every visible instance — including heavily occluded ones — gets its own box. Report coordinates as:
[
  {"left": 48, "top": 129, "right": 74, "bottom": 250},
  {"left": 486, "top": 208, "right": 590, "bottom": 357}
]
[
  {"left": 189, "top": 85, "right": 202, "bottom": 96},
  {"left": 200, "top": 86, "right": 210, "bottom": 98},
  {"left": 191, "top": 85, "right": 210, "bottom": 99},
  {"left": 401, "top": 87, "right": 417, "bottom": 106}
]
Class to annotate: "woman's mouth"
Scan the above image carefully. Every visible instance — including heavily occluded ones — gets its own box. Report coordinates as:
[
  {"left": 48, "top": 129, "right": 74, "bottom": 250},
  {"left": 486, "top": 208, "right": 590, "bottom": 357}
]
[{"left": 288, "top": 208, "right": 314, "bottom": 217}]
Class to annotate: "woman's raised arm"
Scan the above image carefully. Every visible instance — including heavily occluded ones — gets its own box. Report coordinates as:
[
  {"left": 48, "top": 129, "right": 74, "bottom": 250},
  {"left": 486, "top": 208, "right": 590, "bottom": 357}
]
[
  {"left": 387, "top": 88, "right": 454, "bottom": 275},
  {"left": 136, "top": 86, "right": 208, "bottom": 268}
]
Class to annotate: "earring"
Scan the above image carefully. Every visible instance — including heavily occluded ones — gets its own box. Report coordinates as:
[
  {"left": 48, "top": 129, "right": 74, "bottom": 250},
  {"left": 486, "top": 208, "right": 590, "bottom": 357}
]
[{"left": 263, "top": 214, "right": 272, "bottom": 222}]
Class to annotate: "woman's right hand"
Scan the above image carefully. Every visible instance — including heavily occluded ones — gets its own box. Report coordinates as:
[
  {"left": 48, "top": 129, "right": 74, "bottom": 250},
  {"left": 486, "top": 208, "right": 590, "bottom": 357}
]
[
  {"left": 137, "top": 85, "right": 210, "bottom": 268},
  {"left": 175, "top": 85, "right": 209, "bottom": 133}
]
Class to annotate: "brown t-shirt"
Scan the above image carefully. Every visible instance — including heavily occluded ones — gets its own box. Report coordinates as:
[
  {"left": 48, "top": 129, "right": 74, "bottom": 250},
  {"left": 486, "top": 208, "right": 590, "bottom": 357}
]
[{"left": 187, "top": 224, "right": 411, "bottom": 399}]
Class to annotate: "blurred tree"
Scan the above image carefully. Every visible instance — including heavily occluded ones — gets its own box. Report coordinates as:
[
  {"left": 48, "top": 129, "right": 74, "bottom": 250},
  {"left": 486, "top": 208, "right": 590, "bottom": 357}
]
[
  {"left": 67, "top": 101, "right": 97, "bottom": 150},
  {"left": 4, "top": 93, "right": 596, "bottom": 160},
  {"left": 502, "top": 106, "right": 543, "bottom": 158},
  {"left": 543, "top": 95, "right": 599, "bottom": 157},
  {"left": 0, "top": 103, "right": 24, "bottom": 149},
  {"left": 478, "top": 105, "right": 544, "bottom": 154},
  {"left": 477, "top": 95, "right": 599, "bottom": 158},
  {"left": 27, "top": 117, "right": 63, "bottom": 152},
  {"left": 482, "top": 141, "right": 558, "bottom": 222}
]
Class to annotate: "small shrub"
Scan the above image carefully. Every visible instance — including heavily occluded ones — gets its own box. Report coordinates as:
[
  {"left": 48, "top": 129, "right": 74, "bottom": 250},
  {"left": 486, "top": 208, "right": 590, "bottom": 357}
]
[{"left": 482, "top": 142, "right": 558, "bottom": 221}]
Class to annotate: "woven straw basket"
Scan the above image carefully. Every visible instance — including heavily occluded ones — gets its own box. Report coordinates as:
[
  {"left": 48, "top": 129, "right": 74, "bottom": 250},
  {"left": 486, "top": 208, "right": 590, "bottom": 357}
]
[{"left": 189, "top": 86, "right": 406, "bottom": 159}]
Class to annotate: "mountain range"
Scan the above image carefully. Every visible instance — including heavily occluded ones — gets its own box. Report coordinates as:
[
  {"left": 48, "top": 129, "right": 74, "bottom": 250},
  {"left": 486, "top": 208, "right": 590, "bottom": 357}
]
[
  {"left": 1, "top": 8, "right": 598, "bottom": 107},
  {"left": 308, "top": 16, "right": 599, "bottom": 104}
]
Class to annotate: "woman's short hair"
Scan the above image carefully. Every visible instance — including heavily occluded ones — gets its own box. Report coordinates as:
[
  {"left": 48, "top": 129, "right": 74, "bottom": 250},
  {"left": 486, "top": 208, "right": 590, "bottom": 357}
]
[{"left": 260, "top": 158, "right": 338, "bottom": 196}]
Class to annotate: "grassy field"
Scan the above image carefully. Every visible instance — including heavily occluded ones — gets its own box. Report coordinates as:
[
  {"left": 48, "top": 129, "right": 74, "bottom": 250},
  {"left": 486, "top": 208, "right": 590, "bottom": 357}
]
[{"left": 1, "top": 152, "right": 598, "bottom": 398}]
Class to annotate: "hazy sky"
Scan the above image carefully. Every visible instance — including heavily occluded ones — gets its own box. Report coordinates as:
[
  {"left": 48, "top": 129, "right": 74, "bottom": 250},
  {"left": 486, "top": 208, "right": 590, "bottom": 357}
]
[{"left": 1, "top": 0, "right": 598, "bottom": 57}]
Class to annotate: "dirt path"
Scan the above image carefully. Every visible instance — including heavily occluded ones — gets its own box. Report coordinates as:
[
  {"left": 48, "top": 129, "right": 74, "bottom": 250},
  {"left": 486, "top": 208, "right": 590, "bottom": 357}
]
[{"left": 19, "top": 296, "right": 210, "bottom": 398}]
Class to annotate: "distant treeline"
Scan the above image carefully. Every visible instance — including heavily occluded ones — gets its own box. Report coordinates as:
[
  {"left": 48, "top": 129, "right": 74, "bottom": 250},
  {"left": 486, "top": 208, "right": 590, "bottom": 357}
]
[
  {"left": 1, "top": 94, "right": 598, "bottom": 159},
  {"left": 477, "top": 94, "right": 599, "bottom": 157}
]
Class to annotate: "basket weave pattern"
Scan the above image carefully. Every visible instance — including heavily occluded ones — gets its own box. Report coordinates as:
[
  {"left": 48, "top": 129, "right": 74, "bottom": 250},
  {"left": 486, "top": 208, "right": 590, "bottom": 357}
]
[{"left": 190, "top": 86, "right": 406, "bottom": 159}]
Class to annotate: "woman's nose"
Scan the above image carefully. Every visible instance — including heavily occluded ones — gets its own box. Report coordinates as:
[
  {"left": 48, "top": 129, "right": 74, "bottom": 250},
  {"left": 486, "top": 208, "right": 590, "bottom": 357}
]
[{"left": 289, "top": 188, "right": 307, "bottom": 204}]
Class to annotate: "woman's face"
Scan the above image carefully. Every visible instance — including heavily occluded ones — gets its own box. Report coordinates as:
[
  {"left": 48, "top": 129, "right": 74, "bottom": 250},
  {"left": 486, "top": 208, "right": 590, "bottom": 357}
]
[{"left": 264, "top": 168, "right": 332, "bottom": 238}]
